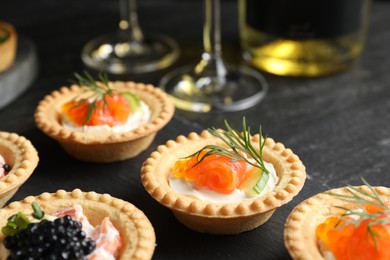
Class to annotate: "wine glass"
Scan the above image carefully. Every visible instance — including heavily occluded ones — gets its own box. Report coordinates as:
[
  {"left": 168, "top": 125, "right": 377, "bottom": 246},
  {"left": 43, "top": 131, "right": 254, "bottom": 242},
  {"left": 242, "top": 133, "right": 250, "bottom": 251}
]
[
  {"left": 81, "top": 0, "right": 180, "bottom": 74},
  {"left": 159, "top": 0, "right": 268, "bottom": 113}
]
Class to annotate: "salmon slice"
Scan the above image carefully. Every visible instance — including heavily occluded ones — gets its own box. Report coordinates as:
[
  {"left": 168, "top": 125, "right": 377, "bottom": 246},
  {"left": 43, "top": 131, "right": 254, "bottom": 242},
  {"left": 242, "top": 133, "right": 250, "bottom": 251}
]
[
  {"left": 316, "top": 203, "right": 390, "bottom": 259},
  {"left": 55, "top": 205, "right": 122, "bottom": 259},
  {"left": 62, "top": 93, "right": 130, "bottom": 127},
  {"left": 172, "top": 151, "right": 251, "bottom": 194},
  {"left": 88, "top": 217, "right": 122, "bottom": 259}
]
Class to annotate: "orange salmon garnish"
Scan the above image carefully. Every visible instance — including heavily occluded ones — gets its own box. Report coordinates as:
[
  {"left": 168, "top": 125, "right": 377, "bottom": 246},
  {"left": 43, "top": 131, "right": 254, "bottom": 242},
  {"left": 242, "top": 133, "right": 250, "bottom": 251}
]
[
  {"left": 317, "top": 213, "right": 390, "bottom": 260},
  {"left": 172, "top": 152, "right": 251, "bottom": 194},
  {"left": 172, "top": 118, "right": 270, "bottom": 195},
  {"left": 62, "top": 93, "right": 131, "bottom": 127},
  {"left": 61, "top": 72, "right": 141, "bottom": 127},
  {"left": 316, "top": 181, "right": 390, "bottom": 260},
  {"left": 89, "top": 217, "right": 122, "bottom": 259}
]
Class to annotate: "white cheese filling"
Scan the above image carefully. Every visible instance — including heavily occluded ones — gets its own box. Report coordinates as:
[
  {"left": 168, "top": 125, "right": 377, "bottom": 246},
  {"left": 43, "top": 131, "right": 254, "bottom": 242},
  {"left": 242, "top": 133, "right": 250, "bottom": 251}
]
[
  {"left": 61, "top": 101, "right": 151, "bottom": 133},
  {"left": 169, "top": 161, "right": 278, "bottom": 203},
  {"left": 0, "top": 154, "right": 7, "bottom": 179}
]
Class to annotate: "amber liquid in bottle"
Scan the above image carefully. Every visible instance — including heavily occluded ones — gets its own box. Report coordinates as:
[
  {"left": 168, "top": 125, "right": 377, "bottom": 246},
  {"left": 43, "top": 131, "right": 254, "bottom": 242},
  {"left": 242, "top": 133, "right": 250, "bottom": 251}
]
[{"left": 239, "top": 0, "right": 370, "bottom": 77}]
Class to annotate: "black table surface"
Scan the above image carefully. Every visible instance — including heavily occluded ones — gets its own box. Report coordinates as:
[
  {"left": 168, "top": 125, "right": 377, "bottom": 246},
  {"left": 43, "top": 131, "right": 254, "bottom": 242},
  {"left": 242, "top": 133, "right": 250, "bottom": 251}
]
[{"left": 1, "top": 0, "right": 390, "bottom": 259}]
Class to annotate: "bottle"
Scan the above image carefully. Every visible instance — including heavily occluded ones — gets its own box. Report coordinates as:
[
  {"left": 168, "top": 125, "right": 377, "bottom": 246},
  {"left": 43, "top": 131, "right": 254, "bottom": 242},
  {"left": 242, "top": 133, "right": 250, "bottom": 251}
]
[{"left": 239, "top": 0, "right": 371, "bottom": 77}]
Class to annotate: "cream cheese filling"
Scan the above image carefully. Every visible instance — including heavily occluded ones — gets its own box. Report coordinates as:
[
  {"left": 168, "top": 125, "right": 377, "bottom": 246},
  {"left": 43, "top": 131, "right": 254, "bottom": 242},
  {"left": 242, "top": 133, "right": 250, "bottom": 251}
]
[
  {"left": 61, "top": 101, "right": 151, "bottom": 133},
  {"left": 169, "top": 161, "right": 278, "bottom": 203}
]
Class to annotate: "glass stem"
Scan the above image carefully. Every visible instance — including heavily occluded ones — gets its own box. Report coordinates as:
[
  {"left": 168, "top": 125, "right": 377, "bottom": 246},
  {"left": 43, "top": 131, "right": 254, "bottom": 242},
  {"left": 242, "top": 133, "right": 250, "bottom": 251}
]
[
  {"left": 195, "top": 0, "right": 228, "bottom": 87},
  {"left": 119, "top": 0, "right": 144, "bottom": 43}
]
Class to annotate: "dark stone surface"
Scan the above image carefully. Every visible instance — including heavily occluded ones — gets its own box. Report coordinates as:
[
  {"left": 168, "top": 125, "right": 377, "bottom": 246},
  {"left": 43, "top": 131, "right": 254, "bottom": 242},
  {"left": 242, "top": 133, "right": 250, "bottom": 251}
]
[{"left": 1, "top": 0, "right": 390, "bottom": 259}]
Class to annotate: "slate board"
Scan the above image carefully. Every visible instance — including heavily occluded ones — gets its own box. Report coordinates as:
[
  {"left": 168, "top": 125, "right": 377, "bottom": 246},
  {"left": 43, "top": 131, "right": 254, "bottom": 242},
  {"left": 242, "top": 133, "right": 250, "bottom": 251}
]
[{"left": 0, "top": 36, "right": 38, "bottom": 109}]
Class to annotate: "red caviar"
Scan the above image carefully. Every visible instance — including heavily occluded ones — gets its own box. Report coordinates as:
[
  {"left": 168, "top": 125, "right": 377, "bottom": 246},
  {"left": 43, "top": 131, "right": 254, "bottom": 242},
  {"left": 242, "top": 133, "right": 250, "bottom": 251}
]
[
  {"left": 62, "top": 93, "right": 131, "bottom": 127},
  {"left": 172, "top": 151, "right": 255, "bottom": 194},
  {"left": 316, "top": 203, "right": 390, "bottom": 260}
]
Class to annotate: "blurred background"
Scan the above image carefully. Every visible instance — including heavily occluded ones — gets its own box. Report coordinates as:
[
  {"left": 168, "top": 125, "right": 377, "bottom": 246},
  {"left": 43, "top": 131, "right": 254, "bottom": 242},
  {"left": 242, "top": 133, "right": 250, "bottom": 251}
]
[{"left": 2, "top": 1, "right": 390, "bottom": 259}]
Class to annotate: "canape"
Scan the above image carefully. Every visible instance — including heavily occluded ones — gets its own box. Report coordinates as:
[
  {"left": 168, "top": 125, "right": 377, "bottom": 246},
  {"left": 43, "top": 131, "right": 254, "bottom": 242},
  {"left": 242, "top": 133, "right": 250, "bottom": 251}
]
[
  {"left": 0, "top": 131, "right": 39, "bottom": 207},
  {"left": 141, "top": 119, "right": 306, "bottom": 234},
  {"left": 0, "top": 22, "right": 17, "bottom": 72},
  {"left": 284, "top": 181, "right": 390, "bottom": 259},
  {"left": 0, "top": 189, "right": 156, "bottom": 259},
  {"left": 34, "top": 73, "right": 175, "bottom": 163}
]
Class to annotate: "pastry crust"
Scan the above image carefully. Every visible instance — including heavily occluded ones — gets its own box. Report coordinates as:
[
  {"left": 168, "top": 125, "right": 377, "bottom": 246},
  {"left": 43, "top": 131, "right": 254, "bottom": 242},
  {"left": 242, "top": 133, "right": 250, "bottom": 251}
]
[
  {"left": 0, "top": 22, "right": 17, "bottom": 72},
  {"left": 34, "top": 81, "right": 175, "bottom": 162},
  {"left": 141, "top": 130, "right": 306, "bottom": 234},
  {"left": 0, "top": 131, "right": 39, "bottom": 207},
  {"left": 284, "top": 185, "right": 390, "bottom": 260},
  {"left": 0, "top": 189, "right": 156, "bottom": 260}
]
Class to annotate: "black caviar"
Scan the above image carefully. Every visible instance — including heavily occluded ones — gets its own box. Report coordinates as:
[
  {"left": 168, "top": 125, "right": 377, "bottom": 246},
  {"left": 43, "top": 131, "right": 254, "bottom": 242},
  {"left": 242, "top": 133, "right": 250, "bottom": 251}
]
[
  {"left": 2, "top": 164, "right": 10, "bottom": 172},
  {"left": 3, "top": 215, "right": 96, "bottom": 260}
]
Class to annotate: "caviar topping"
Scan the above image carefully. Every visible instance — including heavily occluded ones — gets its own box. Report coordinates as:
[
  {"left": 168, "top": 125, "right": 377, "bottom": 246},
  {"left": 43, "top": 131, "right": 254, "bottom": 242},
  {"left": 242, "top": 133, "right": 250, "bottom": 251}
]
[
  {"left": 2, "top": 164, "right": 10, "bottom": 172},
  {"left": 3, "top": 215, "right": 96, "bottom": 259},
  {"left": 1, "top": 203, "right": 122, "bottom": 259}
]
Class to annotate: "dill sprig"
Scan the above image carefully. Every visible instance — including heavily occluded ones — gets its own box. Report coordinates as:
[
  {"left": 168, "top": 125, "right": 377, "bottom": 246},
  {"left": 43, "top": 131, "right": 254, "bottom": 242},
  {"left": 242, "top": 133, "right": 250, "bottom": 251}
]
[
  {"left": 187, "top": 117, "right": 269, "bottom": 175},
  {"left": 185, "top": 118, "right": 270, "bottom": 194},
  {"left": 66, "top": 71, "right": 141, "bottom": 127},
  {"left": 326, "top": 178, "right": 390, "bottom": 251},
  {"left": 69, "top": 71, "right": 114, "bottom": 126}
]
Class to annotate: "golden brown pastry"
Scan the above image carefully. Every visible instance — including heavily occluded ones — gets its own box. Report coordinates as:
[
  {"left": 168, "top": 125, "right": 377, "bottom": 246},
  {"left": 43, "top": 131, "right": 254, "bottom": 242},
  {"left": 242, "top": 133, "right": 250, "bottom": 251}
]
[
  {"left": 34, "top": 81, "right": 174, "bottom": 163},
  {"left": 0, "top": 131, "right": 39, "bottom": 207},
  {"left": 141, "top": 128, "right": 306, "bottom": 235},
  {"left": 284, "top": 185, "right": 390, "bottom": 260},
  {"left": 0, "top": 22, "right": 17, "bottom": 72},
  {"left": 0, "top": 189, "right": 156, "bottom": 259}
]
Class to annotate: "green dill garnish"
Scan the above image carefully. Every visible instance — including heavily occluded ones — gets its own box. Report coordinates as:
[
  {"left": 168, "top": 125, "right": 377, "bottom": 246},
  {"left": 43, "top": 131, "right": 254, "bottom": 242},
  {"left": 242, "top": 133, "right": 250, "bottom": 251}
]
[
  {"left": 32, "top": 202, "right": 45, "bottom": 219},
  {"left": 69, "top": 71, "right": 113, "bottom": 126},
  {"left": 326, "top": 178, "right": 390, "bottom": 251},
  {"left": 186, "top": 117, "right": 270, "bottom": 194},
  {"left": 2, "top": 203, "right": 46, "bottom": 236},
  {"left": 67, "top": 71, "right": 140, "bottom": 126}
]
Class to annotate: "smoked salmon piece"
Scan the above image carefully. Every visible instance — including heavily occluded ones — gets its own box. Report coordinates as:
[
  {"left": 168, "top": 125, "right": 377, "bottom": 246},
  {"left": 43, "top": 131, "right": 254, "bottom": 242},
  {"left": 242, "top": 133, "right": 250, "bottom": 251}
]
[
  {"left": 62, "top": 93, "right": 131, "bottom": 127},
  {"left": 172, "top": 151, "right": 252, "bottom": 194},
  {"left": 316, "top": 202, "right": 390, "bottom": 260},
  {"left": 89, "top": 217, "right": 122, "bottom": 260},
  {"left": 55, "top": 204, "right": 122, "bottom": 259}
]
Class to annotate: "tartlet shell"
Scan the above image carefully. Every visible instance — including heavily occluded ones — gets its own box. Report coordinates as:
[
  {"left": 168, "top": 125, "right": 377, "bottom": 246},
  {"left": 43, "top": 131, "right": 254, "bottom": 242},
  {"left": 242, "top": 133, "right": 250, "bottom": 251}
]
[
  {"left": 0, "top": 131, "right": 39, "bottom": 207},
  {"left": 141, "top": 130, "right": 306, "bottom": 234},
  {"left": 0, "top": 22, "right": 17, "bottom": 72},
  {"left": 284, "top": 185, "right": 390, "bottom": 260},
  {"left": 0, "top": 189, "right": 156, "bottom": 260},
  {"left": 34, "top": 82, "right": 175, "bottom": 163}
]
